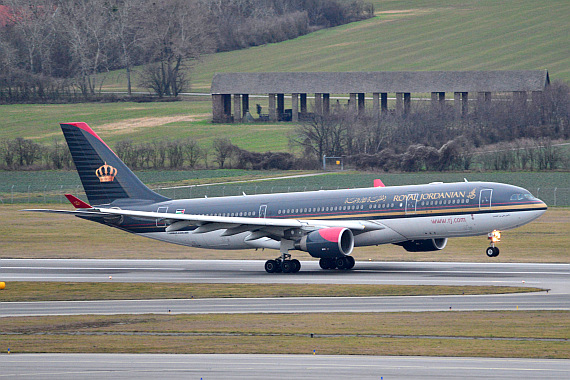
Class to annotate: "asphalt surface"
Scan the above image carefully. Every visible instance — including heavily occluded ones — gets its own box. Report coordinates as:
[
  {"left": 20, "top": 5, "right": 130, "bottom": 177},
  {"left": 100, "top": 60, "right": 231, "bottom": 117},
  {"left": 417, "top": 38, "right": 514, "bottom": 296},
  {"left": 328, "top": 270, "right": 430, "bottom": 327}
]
[
  {"left": 2, "top": 259, "right": 568, "bottom": 291},
  {"left": 1, "top": 260, "right": 568, "bottom": 316},
  {"left": 1, "top": 354, "right": 569, "bottom": 379},
  {"left": 1, "top": 259, "right": 568, "bottom": 378}
]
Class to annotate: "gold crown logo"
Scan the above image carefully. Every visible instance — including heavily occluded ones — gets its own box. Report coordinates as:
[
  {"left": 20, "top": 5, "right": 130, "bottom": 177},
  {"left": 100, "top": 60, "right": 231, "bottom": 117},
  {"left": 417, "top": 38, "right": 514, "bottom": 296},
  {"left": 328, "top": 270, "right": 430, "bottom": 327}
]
[{"left": 95, "top": 162, "right": 117, "bottom": 182}]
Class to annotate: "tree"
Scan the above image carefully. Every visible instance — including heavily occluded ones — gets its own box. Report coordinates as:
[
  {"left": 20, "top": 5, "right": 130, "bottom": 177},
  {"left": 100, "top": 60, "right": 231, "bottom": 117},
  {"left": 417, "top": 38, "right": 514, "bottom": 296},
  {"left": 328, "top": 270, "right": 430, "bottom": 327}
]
[
  {"left": 138, "top": 0, "right": 214, "bottom": 97},
  {"left": 291, "top": 111, "right": 349, "bottom": 163},
  {"left": 58, "top": 0, "right": 114, "bottom": 96},
  {"left": 109, "top": 0, "right": 146, "bottom": 96},
  {"left": 212, "top": 137, "right": 234, "bottom": 168}
]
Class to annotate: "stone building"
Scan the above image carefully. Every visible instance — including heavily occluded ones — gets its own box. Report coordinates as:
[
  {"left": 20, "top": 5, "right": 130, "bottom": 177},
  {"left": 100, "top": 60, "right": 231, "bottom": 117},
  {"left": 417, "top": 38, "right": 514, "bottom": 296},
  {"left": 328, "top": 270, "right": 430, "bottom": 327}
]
[{"left": 210, "top": 70, "right": 550, "bottom": 123}]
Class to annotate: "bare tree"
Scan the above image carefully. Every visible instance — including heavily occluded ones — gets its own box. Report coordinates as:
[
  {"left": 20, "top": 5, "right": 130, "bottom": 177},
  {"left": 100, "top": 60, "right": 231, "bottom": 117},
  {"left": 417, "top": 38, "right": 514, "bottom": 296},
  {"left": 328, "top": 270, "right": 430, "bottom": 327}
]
[
  {"left": 212, "top": 137, "right": 234, "bottom": 168},
  {"left": 58, "top": 0, "right": 114, "bottom": 96},
  {"left": 138, "top": 0, "right": 214, "bottom": 96},
  {"left": 182, "top": 138, "right": 203, "bottom": 168},
  {"left": 109, "top": 0, "right": 146, "bottom": 96},
  {"left": 291, "top": 111, "right": 349, "bottom": 162}
]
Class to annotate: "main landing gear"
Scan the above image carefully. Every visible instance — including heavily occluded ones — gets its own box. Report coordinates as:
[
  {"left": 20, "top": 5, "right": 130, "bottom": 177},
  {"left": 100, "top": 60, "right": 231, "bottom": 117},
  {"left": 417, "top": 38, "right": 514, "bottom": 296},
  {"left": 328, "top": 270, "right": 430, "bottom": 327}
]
[
  {"left": 265, "top": 254, "right": 301, "bottom": 273},
  {"left": 486, "top": 230, "right": 501, "bottom": 257},
  {"left": 319, "top": 256, "right": 355, "bottom": 270}
]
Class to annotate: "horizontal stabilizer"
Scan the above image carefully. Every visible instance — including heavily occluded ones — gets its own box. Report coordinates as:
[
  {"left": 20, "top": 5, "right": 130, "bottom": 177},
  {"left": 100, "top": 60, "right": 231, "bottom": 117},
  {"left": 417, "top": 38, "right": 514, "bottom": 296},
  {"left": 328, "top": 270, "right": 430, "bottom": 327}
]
[{"left": 65, "top": 194, "right": 92, "bottom": 209}]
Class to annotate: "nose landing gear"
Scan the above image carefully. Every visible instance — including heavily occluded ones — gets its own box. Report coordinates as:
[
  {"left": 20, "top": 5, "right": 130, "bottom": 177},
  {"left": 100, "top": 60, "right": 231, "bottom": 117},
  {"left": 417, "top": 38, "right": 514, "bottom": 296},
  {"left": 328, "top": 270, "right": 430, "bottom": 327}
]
[{"left": 486, "top": 230, "right": 501, "bottom": 257}]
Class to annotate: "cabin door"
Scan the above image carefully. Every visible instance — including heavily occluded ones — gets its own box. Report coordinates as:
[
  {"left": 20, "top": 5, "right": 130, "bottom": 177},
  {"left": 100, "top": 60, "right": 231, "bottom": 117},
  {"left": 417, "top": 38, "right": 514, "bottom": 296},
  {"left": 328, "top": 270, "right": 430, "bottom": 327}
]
[
  {"left": 405, "top": 193, "right": 419, "bottom": 214},
  {"left": 259, "top": 204, "right": 267, "bottom": 218},
  {"left": 479, "top": 189, "right": 493, "bottom": 209}
]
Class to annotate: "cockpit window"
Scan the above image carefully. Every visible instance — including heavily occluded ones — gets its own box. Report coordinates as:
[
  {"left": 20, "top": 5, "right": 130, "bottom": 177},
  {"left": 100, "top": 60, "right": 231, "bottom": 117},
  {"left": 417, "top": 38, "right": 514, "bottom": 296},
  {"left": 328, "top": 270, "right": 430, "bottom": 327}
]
[{"left": 511, "top": 193, "right": 537, "bottom": 201}]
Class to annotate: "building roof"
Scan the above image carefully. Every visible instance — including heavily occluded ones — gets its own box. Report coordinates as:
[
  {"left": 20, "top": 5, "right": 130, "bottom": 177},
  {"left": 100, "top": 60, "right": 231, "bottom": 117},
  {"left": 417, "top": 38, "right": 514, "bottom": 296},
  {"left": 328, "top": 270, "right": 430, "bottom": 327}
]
[{"left": 210, "top": 70, "right": 550, "bottom": 94}]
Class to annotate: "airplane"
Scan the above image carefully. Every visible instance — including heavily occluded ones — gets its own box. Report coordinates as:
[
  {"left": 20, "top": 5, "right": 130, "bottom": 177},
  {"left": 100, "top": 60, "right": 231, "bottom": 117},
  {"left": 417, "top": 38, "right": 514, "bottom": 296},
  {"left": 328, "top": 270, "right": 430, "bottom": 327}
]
[{"left": 26, "top": 122, "right": 548, "bottom": 273}]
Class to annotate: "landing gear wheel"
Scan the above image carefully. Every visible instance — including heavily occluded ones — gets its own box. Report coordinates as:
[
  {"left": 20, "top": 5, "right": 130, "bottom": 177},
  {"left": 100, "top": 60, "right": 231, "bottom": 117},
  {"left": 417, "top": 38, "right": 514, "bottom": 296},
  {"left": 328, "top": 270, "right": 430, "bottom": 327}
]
[
  {"left": 319, "top": 258, "right": 336, "bottom": 270},
  {"left": 274, "top": 258, "right": 283, "bottom": 273},
  {"left": 336, "top": 257, "right": 350, "bottom": 270},
  {"left": 486, "top": 246, "right": 500, "bottom": 257},
  {"left": 265, "top": 259, "right": 278, "bottom": 273},
  {"left": 345, "top": 256, "right": 355, "bottom": 269},
  {"left": 282, "top": 260, "right": 293, "bottom": 273},
  {"left": 291, "top": 259, "right": 301, "bottom": 273}
]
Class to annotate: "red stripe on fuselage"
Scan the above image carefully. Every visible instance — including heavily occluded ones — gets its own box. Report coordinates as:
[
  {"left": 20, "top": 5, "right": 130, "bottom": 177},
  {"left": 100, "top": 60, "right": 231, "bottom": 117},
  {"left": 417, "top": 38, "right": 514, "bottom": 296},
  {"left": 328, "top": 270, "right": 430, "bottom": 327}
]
[{"left": 65, "top": 122, "right": 117, "bottom": 156}]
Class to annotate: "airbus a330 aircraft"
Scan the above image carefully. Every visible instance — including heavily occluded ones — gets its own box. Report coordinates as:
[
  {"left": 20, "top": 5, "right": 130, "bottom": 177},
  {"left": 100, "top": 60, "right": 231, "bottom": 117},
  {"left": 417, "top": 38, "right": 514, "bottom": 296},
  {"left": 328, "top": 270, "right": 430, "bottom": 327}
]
[{"left": 28, "top": 122, "right": 547, "bottom": 273}]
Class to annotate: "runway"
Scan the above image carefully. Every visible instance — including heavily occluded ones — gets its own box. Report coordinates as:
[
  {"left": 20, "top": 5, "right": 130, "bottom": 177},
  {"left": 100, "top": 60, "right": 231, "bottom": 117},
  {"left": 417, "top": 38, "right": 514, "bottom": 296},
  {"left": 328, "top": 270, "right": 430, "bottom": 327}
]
[
  {"left": 1, "top": 354, "right": 569, "bottom": 379},
  {"left": 1, "top": 260, "right": 568, "bottom": 317},
  {"left": 2, "top": 259, "right": 569, "bottom": 292}
]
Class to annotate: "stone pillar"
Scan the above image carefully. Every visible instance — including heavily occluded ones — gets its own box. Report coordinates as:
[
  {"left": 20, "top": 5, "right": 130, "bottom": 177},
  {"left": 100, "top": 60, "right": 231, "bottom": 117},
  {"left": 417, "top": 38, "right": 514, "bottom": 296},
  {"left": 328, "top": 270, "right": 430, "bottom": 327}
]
[
  {"left": 300, "top": 93, "right": 307, "bottom": 114},
  {"left": 373, "top": 93, "right": 380, "bottom": 119},
  {"left": 268, "top": 93, "right": 277, "bottom": 122},
  {"left": 454, "top": 92, "right": 468, "bottom": 117},
  {"left": 323, "top": 93, "right": 330, "bottom": 114},
  {"left": 431, "top": 92, "right": 438, "bottom": 110},
  {"left": 292, "top": 93, "right": 299, "bottom": 122},
  {"left": 212, "top": 94, "right": 223, "bottom": 123},
  {"left": 381, "top": 93, "right": 388, "bottom": 113},
  {"left": 349, "top": 93, "right": 357, "bottom": 113},
  {"left": 396, "top": 93, "right": 404, "bottom": 114},
  {"left": 233, "top": 94, "right": 241, "bottom": 122},
  {"left": 277, "top": 93, "right": 285, "bottom": 121},
  {"left": 477, "top": 92, "right": 491, "bottom": 104},
  {"left": 314, "top": 93, "right": 323, "bottom": 114},
  {"left": 242, "top": 94, "right": 249, "bottom": 116},
  {"left": 358, "top": 93, "right": 365, "bottom": 113}
]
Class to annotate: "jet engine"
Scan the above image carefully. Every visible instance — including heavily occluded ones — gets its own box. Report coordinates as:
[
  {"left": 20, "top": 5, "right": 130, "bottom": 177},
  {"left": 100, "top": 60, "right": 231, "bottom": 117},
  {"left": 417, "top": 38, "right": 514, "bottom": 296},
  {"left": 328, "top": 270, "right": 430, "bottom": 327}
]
[
  {"left": 398, "top": 238, "right": 448, "bottom": 252},
  {"left": 295, "top": 227, "right": 354, "bottom": 258}
]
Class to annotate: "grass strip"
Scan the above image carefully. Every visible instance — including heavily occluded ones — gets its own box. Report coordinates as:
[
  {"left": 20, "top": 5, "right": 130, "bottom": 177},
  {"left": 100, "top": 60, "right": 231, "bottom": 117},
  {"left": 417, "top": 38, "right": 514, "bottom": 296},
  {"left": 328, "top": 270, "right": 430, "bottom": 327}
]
[
  {"left": 0, "top": 282, "right": 543, "bottom": 302},
  {"left": 2, "top": 311, "right": 568, "bottom": 358}
]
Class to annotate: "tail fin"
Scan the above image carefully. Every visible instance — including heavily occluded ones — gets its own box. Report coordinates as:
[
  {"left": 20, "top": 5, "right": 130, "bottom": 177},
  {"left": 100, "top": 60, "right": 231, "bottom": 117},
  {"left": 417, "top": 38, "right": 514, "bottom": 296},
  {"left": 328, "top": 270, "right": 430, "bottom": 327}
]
[{"left": 61, "top": 122, "right": 169, "bottom": 206}]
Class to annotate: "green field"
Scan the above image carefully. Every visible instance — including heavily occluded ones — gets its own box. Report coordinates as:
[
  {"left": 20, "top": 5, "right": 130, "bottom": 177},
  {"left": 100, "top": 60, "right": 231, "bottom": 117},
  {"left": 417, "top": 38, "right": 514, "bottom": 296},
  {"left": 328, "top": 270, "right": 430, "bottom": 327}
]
[
  {"left": 0, "top": 101, "right": 294, "bottom": 153},
  {"left": 97, "top": 1, "right": 570, "bottom": 93},
  {"left": 1, "top": 0, "right": 569, "bottom": 149},
  {"left": 189, "top": 0, "right": 570, "bottom": 92},
  {"left": 2, "top": 311, "right": 568, "bottom": 358}
]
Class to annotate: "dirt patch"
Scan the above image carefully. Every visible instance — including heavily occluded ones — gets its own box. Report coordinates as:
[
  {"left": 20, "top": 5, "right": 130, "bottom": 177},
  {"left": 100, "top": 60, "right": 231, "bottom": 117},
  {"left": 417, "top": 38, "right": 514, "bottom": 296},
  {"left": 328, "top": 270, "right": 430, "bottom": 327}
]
[{"left": 97, "top": 115, "right": 209, "bottom": 135}]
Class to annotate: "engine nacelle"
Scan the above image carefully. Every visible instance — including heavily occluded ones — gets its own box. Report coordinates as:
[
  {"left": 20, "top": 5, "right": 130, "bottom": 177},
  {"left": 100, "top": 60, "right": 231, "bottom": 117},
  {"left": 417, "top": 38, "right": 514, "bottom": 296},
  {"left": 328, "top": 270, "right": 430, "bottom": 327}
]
[
  {"left": 398, "top": 238, "right": 448, "bottom": 252},
  {"left": 295, "top": 227, "right": 354, "bottom": 258}
]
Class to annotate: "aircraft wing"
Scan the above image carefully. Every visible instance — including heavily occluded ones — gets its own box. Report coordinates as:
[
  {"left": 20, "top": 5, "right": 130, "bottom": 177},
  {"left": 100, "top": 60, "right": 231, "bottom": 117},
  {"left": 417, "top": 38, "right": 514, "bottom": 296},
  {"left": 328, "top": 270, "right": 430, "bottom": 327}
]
[
  {"left": 95, "top": 207, "right": 383, "bottom": 234},
  {"left": 24, "top": 206, "right": 384, "bottom": 243}
]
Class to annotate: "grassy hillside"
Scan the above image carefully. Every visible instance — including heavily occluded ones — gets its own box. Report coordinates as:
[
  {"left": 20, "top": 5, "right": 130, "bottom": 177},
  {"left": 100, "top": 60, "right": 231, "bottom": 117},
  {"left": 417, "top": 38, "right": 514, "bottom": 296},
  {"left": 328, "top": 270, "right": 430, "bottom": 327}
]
[
  {"left": 187, "top": 0, "right": 569, "bottom": 92},
  {"left": 1, "top": 101, "right": 293, "bottom": 152},
  {"left": 1, "top": 0, "right": 568, "bottom": 152}
]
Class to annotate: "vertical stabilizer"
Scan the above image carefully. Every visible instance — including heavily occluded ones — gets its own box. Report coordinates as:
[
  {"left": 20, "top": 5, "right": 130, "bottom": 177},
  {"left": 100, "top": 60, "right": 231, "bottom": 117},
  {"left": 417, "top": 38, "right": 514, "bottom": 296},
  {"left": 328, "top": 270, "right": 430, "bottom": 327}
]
[{"left": 61, "top": 122, "right": 169, "bottom": 205}]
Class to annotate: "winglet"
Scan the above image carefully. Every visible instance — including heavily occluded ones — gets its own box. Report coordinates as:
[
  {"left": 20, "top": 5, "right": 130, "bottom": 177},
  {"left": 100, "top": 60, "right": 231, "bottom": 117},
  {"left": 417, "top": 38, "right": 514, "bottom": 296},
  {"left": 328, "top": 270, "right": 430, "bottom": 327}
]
[
  {"left": 373, "top": 179, "right": 385, "bottom": 188},
  {"left": 65, "top": 194, "right": 92, "bottom": 209}
]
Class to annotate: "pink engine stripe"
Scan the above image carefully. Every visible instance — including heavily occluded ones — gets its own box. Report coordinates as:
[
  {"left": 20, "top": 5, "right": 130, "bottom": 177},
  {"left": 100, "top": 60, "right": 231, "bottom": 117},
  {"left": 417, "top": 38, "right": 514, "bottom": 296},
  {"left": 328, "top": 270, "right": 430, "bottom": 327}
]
[
  {"left": 318, "top": 227, "right": 344, "bottom": 242},
  {"left": 64, "top": 122, "right": 117, "bottom": 156}
]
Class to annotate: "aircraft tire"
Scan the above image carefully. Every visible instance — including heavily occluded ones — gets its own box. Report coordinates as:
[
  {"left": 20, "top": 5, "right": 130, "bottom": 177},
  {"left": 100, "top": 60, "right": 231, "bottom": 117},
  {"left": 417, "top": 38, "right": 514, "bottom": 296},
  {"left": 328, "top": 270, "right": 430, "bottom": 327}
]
[
  {"left": 336, "top": 257, "right": 350, "bottom": 270},
  {"left": 291, "top": 259, "right": 301, "bottom": 273},
  {"left": 282, "top": 260, "right": 293, "bottom": 273},
  {"left": 346, "top": 256, "right": 355, "bottom": 269},
  {"left": 493, "top": 247, "right": 500, "bottom": 257},
  {"left": 486, "top": 247, "right": 496, "bottom": 258},
  {"left": 265, "top": 260, "right": 278, "bottom": 273},
  {"left": 319, "top": 258, "right": 335, "bottom": 270}
]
